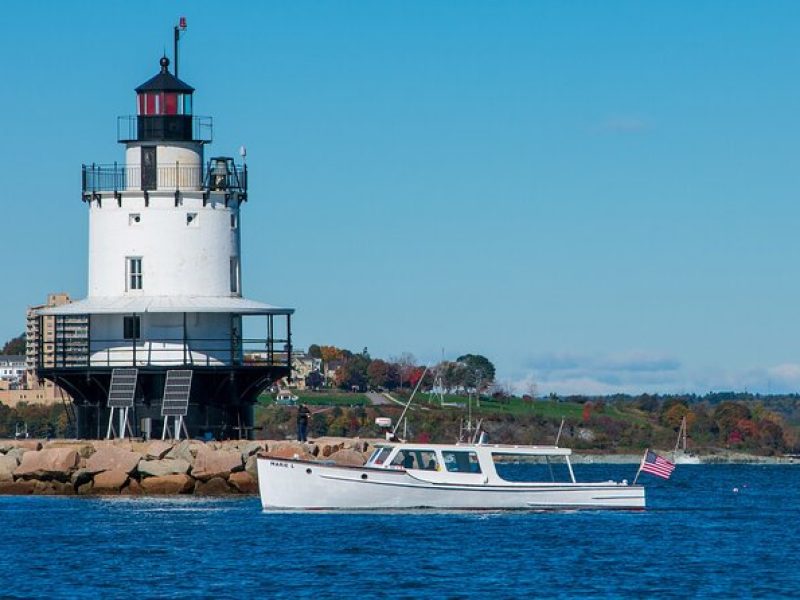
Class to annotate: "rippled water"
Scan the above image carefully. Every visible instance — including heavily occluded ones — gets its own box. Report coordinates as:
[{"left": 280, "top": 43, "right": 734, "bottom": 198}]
[{"left": 1, "top": 465, "right": 798, "bottom": 599}]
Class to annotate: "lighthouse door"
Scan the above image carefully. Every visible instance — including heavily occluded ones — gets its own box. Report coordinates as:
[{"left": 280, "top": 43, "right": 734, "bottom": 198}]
[{"left": 141, "top": 146, "right": 157, "bottom": 191}]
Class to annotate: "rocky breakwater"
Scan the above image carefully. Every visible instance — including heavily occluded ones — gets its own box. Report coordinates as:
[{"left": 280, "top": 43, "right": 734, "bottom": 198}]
[{"left": 0, "top": 437, "right": 374, "bottom": 496}]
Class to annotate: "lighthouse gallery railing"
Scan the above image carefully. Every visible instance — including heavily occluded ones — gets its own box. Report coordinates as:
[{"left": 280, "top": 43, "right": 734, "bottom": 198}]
[{"left": 81, "top": 161, "right": 247, "bottom": 194}]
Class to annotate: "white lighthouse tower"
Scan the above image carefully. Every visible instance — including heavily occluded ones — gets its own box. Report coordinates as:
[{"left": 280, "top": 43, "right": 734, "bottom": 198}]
[{"left": 36, "top": 50, "right": 293, "bottom": 439}]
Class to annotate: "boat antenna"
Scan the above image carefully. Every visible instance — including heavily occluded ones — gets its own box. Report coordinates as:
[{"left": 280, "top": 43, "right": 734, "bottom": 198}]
[{"left": 392, "top": 366, "right": 428, "bottom": 439}]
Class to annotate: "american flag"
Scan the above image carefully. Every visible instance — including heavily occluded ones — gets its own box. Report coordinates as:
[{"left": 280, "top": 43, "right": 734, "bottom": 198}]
[{"left": 640, "top": 450, "right": 675, "bottom": 479}]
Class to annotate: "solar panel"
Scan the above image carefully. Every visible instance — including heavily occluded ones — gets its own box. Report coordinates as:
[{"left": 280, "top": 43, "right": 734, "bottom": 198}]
[
  {"left": 161, "top": 370, "right": 193, "bottom": 416},
  {"left": 107, "top": 368, "right": 138, "bottom": 408}
]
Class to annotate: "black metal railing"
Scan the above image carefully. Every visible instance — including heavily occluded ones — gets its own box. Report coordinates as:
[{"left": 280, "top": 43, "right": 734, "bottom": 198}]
[
  {"left": 117, "top": 115, "right": 213, "bottom": 143},
  {"left": 39, "top": 336, "right": 291, "bottom": 369},
  {"left": 81, "top": 160, "right": 247, "bottom": 194}
]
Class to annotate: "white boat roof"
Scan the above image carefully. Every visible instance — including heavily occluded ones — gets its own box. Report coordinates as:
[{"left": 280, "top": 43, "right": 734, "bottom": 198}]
[
  {"left": 37, "top": 295, "right": 294, "bottom": 316},
  {"left": 378, "top": 442, "right": 572, "bottom": 456}
]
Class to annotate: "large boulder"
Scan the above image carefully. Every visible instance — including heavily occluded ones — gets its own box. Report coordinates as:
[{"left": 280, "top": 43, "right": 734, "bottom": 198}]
[
  {"left": 14, "top": 448, "right": 79, "bottom": 481},
  {"left": 228, "top": 471, "right": 258, "bottom": 494},
  {"left": 92, "top": 470, "right": 129, "bottom": 494},
  {"left": 0, "top": 480, "right": 36, "bottom": 495},
  {"left": 239, "top": 442, "right": 266, "bottom": 462},
  {"left": 165, "top": 440, "right": 204, "bottom": 463},
  {"left": 140, "top": 474, "right": 194, "bottom": 494},
  {"left": 70, "top": 468, "right": 94, "bottom": 488},
  {"left": 0, "top": 455, "right": 19, "bottom": 482},
  {"left": 121, "top": 478, "right": 143, "bottom": 496},
  {"left": 34, "top": 480, "right": 75, "bottom": 495},
  {"left": 85, "top": 446, "right": 141, "bottom": 475},
  {"left": 194, "top": 476, "right": 232, "bottom": 495},
  {"left": 6, "top": 448, "right": 28, "bottom": 463},
  {"left": 264, "top": 441, "right": 314, "bottom": 461},
  {"left": 191, "top": 448, "right": 242, "bottom": 481},
  {"left": 328, "top": 448, "right": 366, "bottom": 467},
  {"left": 144, "top": 441, "right": 173, "bottom": 460},
  {"left": 245, "top": 454, "right": 259, "bottom": 479},
  {"left": 0, "top": 440, "right": 42, "bottom": 453},
  {"left": 314, "top": 437, "right": 345, "bottom": 458},
  {"left": 138, "top": 458, "right": 191, "bottom": 478},
  {"left": 43, "top": 441, "right": 95, "bottom": 459}
]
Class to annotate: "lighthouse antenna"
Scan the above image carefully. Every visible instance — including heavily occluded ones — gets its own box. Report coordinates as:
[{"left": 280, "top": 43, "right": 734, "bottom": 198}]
[{"left": 174, "top": 17, "right": 187, "bottom": 78}]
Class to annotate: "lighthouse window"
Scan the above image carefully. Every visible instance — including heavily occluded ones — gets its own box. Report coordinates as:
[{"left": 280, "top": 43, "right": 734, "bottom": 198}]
[
  {"left": 164, "top": 93, "right": 178, "bottom": 115},
  {"left": 123, "top": 316, "right": 140, "bottom": 340},
  {"left": 230, "top": 257, "right": 240, "bottom": 294},
  {"left": 186, "top": 212, "right": 198, "bottom": 227},
  {"left": 230, "top": 213, "right": 238, "bottom": 229},
  {"left": 129, "top": 213, "right": 141, "bottom": 226},
  {"left": 183, "top": 94, "right": 192, "bottom": 115},
  {"left": 126, "top": 257, "right": 143, "bottom": 291}
]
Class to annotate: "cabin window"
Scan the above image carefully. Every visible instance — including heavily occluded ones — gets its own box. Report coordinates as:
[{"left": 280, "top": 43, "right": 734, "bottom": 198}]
[
  {"left": 441, "top": 451, "right": 481, "bottom": 473},
  {"left": 390, "top": 450, "right": 439, "bottom": 470},
  {"left": 371, "top": 447, "right": 392, "bottom": 466},
  {"left": 126, "top": 257, "right": 143, "bottom": 290},
  {"left": 123, "top": 316, "right": 140, "bottom": 340},
  {"left": 491, "top": 454, "right": 572, "bottom": 483}
]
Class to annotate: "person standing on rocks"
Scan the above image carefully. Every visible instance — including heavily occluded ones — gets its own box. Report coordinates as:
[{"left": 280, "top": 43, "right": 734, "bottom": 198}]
[{"left": 297, "top": 403, "right": 311, "bottom": 442}]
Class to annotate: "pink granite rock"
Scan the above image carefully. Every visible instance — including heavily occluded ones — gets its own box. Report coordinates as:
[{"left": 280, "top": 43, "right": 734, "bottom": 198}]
[
  {"left": 191, "top": 448, "right": 242, "bottom": 481},
  {"left": 0, "top": 455, "right": 18, "bottom": 482},
  {"left": 0, "top": 480, "right": 36, "bottom": 495},
  {"left": 264, "top": 441, "right": 314, "bottom": 461},
  {"left": 13, "top": 448, "right": 80, "bottom": 481},
  {"left": 121, "top": 478, "right": 144, "bottom": 496},
  {"left": 328, "top": 448, "right": 366, "bottom": 467},
  {"left": 228, "top": 471, "right": 258, "bottom": 494},
  {"left": 85, "top": 445, "right": 141, "bottom": 475},
  {"left": 92, "top": 470, "right": 130, "bottom": 494},
  {"left": 144, "top": 441, "right": 173, "bottom": 460},
  {"left": 140, "top": 474, "right": 194, "bottom": 494},
  {"left": 194, "top": 476, "right": 232, "bottom": 495}
]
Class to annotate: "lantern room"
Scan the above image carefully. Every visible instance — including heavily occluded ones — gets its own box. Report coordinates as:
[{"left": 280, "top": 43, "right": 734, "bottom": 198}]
[{"left": 133, "top": 56, "right": 197, "bottom": 142}]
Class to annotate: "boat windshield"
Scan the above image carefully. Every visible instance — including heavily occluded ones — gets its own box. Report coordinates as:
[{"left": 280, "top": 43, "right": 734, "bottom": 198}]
[
  {"left": 492, "top": 453, "right": 572, "bottom": 483},
  {"left": 390, "top": 449, "right": 439, "bottom": 470},
  {"left": 369, "top": 447, "right": 393, "bottom": 466}
]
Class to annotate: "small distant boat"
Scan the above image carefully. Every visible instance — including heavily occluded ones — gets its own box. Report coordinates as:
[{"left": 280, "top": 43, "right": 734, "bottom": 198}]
[
  {"left": 672, "top": 416, "right": 701, "bottom": 465},
  {"left": 257, "top": 441, "right": 645, "bottom": 510}
]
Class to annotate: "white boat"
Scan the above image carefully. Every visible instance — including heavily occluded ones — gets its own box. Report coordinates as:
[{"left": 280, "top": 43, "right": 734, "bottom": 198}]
[
  {"left": 672, "top": 416, "right": 701, "bottom": 464},
  {"left": 257, "top": 442, "right": 645, "bottom": 510}
]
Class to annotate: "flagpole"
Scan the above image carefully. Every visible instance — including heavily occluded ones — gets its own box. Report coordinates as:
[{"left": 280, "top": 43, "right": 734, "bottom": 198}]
[{"left": 632, "top": 448, "right": 648, "bottom": 485}]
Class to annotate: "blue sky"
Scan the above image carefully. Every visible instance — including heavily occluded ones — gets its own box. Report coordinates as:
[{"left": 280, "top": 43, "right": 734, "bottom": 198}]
[{"left": 2, "top": 1, "right": 800, "bottom": 395}]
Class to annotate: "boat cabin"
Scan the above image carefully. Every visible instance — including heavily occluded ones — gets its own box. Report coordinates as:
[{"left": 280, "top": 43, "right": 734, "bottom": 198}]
[{"left": 365, "top": 443, "right": 580, "bottom": 485}]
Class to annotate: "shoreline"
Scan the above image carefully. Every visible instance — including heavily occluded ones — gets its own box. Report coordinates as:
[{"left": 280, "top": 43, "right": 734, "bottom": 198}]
[{"left": 1, "top": 438, "right": 798, "bottom": 497}]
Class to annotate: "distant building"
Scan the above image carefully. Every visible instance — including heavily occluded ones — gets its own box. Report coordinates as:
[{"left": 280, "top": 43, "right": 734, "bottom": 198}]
[
  {"left": 26, "top": 293, "right": 75, "bottom": 382},
  {"left": 245, "top": 349, "right": 320, "bottom": 390},
  {"left": 0, "top": 355, "right": 25, "bottom": 383}
]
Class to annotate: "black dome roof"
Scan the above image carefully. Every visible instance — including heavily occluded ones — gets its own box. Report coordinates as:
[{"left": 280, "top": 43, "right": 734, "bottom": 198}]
[{"left": 135, "top": 56, "right": 194, "bottom": 93}]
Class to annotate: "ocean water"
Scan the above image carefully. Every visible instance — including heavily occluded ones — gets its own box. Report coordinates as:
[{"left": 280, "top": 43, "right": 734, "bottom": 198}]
[{"left": 1, "top": 464, "right": 798, "bottom": 599}]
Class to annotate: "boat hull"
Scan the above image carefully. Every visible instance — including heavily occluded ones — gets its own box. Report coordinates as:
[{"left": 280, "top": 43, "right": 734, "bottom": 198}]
[{"left": 257, "top": 458, "right": 646, "bottom": 510}]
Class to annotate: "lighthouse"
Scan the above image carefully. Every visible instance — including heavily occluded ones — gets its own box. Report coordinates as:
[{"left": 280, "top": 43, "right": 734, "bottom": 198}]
[{"left": 35, "top": 50, "right": 293, "bottom": 440}]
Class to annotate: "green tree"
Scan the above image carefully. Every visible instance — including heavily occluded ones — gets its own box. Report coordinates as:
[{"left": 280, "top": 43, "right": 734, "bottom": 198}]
[
  {"left": 1, "top": 334, "right": 25, "bottom": 355},
  {"left": 308, "top": 344, "right": 322, "bottom": 359},
  {"left": 367, "top": 359, "right": 391, "bottom": 389},
  {"left": 456, "top": 354, "right": 496, "bottom": 391}
]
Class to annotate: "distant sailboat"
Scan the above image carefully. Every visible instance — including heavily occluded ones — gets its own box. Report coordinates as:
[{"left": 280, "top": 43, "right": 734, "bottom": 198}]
[{"left": 673, "top": 415, "right": 701, "bottom": 464}]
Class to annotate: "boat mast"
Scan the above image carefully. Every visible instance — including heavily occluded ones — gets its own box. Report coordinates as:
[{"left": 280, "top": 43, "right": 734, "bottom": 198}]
[{"left": 674, "top": 415, "right": 688, "bottom": 454}]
